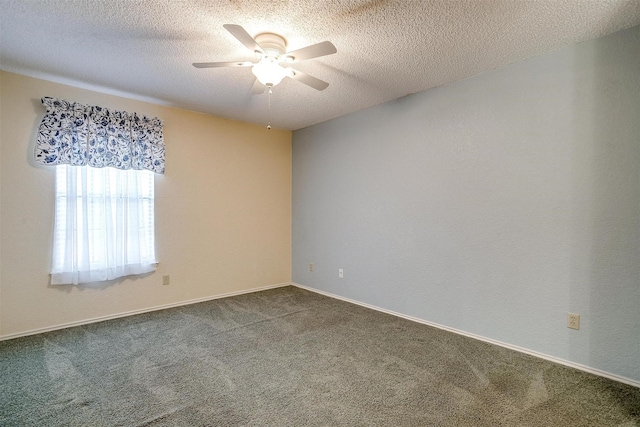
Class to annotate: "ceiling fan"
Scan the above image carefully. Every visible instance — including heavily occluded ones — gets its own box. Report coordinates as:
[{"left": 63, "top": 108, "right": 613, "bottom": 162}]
[{"left": 193, "top": 24, "right": 337, "bottom": 93}]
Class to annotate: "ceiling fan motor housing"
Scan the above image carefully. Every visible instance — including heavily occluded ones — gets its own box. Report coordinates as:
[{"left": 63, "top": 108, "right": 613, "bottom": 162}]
[{"left": 255, "top": 33, "right": 287, "bottom": 58}]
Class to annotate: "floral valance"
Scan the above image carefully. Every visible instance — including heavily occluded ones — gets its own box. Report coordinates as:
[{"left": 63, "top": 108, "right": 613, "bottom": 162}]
[{"left": 35, "top": 97, "right": 165, "bottom": 174}]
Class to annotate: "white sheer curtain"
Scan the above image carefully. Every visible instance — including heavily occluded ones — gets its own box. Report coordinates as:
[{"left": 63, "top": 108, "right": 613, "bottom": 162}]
[{"left": 51, "top": 165, "right": 157, "bottom": 285}]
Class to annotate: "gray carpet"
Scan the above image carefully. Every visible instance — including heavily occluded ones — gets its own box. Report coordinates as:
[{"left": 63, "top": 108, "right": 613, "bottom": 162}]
[{"left": 1, "top": 286, "right": 638, "bottom": 426}]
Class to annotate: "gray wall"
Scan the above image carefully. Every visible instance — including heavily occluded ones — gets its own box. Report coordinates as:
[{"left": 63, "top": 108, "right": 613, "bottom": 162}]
[{"left": 292, "top": 26, "right": 640, "bottom": 383}]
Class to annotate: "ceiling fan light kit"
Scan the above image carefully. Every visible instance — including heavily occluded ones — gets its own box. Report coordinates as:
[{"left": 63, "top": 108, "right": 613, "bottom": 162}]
[{"left": 251, "top": 58, "right": 289, "bottom": 87}]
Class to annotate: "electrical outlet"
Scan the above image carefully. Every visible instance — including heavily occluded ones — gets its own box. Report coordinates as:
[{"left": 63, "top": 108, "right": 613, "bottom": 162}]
[
  {"left": 567, "top": 313, "right": 580, "bottom": 330},
  {"left": 163, "top": 275, "right": 170, "bottom": 286},
  {"left": 338, "top": 268, "right": 344, "bottom": 278},
  {"left": 309, "top": 263, "right": 314, "bottom": 272}
]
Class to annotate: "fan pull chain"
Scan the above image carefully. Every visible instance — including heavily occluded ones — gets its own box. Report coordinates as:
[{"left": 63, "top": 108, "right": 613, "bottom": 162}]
[{"left": 267, "top": 87, "right": 272, "bottom": 130}]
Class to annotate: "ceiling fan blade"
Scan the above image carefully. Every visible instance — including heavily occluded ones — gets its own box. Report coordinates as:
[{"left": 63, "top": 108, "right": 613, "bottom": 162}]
[
  {"left": 223, "top": 24, "right": 264, "bottom": 53},
  {"left": 285, "top": 41, "right": 336, "bottom": 62},
  {"left": 250, "top": 78, "right": 266, "bottom": 94},
  {"left": 288, "top": 68, "right": 329, "bottom": 91},
  {"left": 193, "top": 61, "right": 254, "bottom": 68}
]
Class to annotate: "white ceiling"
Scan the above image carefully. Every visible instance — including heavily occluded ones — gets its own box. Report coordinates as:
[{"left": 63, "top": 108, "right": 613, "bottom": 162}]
[{"left": 1, "top": 1, "right": 640, "bottom": 130}]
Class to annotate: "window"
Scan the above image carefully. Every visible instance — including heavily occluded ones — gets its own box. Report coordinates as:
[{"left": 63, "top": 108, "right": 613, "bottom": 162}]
[
  {"left": 34, "top": 96, "right": 164, "bottom": 284},
  {"left": 51, "top": 165, "right": 157, "bottom": 285}
]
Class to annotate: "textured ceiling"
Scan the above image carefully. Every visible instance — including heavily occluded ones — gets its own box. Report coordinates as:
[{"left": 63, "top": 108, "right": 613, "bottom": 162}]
[{"left": 1, "top": 0, "right": 640, "bottom": 130}]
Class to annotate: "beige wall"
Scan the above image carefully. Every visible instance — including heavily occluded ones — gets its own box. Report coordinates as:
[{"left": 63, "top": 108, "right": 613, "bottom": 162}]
[{"left": 0, "top": 71, "right": 292, "bottom": 337}]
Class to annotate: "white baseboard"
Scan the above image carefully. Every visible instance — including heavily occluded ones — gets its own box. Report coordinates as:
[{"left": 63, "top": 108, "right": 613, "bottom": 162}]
[
  {"left": 292, "top": 283, "right": 640, "bottom": 389},
  {"left": 0, "top": 282, "right": 291, "bottom": 342}
]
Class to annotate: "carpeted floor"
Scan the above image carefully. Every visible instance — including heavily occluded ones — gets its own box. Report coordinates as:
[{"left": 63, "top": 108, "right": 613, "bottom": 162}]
[{"left": 0, "top": 286, "right": 638, "bottom": 426}]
